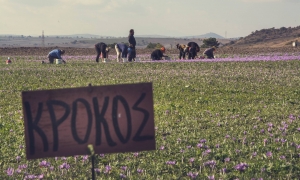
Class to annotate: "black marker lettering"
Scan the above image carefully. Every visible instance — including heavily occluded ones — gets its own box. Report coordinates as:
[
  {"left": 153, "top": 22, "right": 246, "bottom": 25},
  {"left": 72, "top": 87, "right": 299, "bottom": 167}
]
[
  {"left": 132, "top": 93, "right": 154, "bottom": 141},
  {"left": 112, "top": 96, "right": 132, "bottom": 144},
  {"left": 71, "top": 98, "right": 93, "bottom": 144},
  {"left": 24, "top": 102, "right": 48, "bottom": 155},
  {"left": 47, "top": 100, "right": 70, "bottom": 151},
  {"left": 93, "top": 97, "right": 116, "bottom": 147}
]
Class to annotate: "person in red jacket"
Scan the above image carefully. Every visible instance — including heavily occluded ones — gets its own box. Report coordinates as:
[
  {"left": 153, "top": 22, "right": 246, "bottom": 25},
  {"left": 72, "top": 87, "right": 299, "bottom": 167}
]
[{"left": 151, "top": 47, "right": 169, "bottom": 60}]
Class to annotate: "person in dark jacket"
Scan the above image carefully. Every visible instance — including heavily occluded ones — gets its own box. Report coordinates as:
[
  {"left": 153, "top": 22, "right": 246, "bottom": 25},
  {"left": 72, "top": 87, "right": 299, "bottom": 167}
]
[
  {"left": 187, "top": 42, "right": 200, "bottom": 59},
  {"left": 127, "top": 29, "right": 136, "bottom": 62},
  {"left": 47, "top": 49, "right": 65, "bottom": 64},
  {"left": 151, "top": 47, "right": 168, "bottom": 60},
  {"left": 95, "top": 42, "right": 110, "bottom": 62},
  {"left": 115, "top": 43, "right": 128, "bottom": 62},
  {"left": 203, "top": 47, "right": 216, "bottom": 59},
  {"left": 176, "top": 44, "right": 189, "bottom": 59}
]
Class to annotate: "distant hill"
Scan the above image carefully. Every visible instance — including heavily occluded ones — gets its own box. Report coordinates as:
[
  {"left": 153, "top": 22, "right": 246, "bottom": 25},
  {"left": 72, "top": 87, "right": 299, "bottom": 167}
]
[
  {"left": 183, "top": 32, "right": 224, "bottom": 39},
  {"left": 228, "top": 26, "right": 300, "bottom": 47},
  {"left": 136, "top": 32, "right": 224, "bottom": 39}
]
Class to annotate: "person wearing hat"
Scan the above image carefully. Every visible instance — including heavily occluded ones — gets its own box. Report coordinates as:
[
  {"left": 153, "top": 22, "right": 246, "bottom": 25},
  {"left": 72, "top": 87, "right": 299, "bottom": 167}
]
[
  {"left": 187, "top": 42, "right": 200, "bottom": 59},
  {"left": 47, "top": 49, "right": 65, "bottom": 64},
  {"left": 150, "top": 47, "right": 169, "bottom": 60},
  {"left": 115, "top": 43, "right": 128, "bottom": 62},
  {"left": 127, "top": 29, "right": 136, "bottom": 62},
  {"left": 203, "top": 46, "right": 216, "bottom": 59},
  {"left": 95, "top": 42, "right": 110, "bottom": 62}
]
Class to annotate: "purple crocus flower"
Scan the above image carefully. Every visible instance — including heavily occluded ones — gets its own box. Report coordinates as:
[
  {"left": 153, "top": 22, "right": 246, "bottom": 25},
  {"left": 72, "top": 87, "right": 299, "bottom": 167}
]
[
  {"left": 197, "top": 143, "right": 204, "bottom": 148},
  {"left": 59, "top": 162, "right": 70, "bottom": 170},
  {"left": 82, "top": 155, "right": 89, "bottom": 162},
  {"left": 234, "top": 163, "right": 249, "bottom": 171},
  {"left": 268, "top": 123, "right": 273, "bottom": 127},
  {"left": 104, "top": 165, "right": 111, "bottom": 173},
  {"left": 165, "top": 110, "right": 170, "bottom": 115},
  {"left": 19, "top": 164, "right": 27, "bottom": 169},
  {"left": 225, "top": 157, "right": 230, "bottom": 162},
  {"left": 189, "top": 158, "right": 195, "bottom": 163},
  {"left": 94, "top": 168, "right": 100, "bottom": 173},
  {"left": 204, "top": 160, "right": 216, "bottom": 168},
  {"left": 25, "top": 175, "right": 36, "bottom": 179},
  {"left": 133, "top": 152, "right": 139, "bottom": 157},
  {"left": 266, "top": 151, "right": 272, "bottom": 158},
  {"left": 137, "top": 168, "right": 143, "bottom": 174},
  {"left": 16, "top": 168, "right": 22, "bottom": 173},
  {"left": 39, "top": 160, "right": 50, "bottom": 167},
  {"left": 281, "top": 139, "right": 287, "bottom": 143},
  {"left": 19, "top": 145, "right": 23, "bottom": 149},
  {"left": 208, "top": 175, "right": 215, "bottom": 180},
  {"left": 99, "top": 154, "right": 105, "bottom": 157},
  {"left": 289, "top": 114, "right": 295, "bottom": 120},
  {"left": 120, "top": 173, "right": 126, "bottom": 178},
  {"left": 37, "top": 174, "right": 44, "bottom": 179},
  {"left": 16, "top": 156, "right": 21, "bottom": 161},
  {"left": 199, "top": 139, "right": 207, "bottom": 143},
  {"left": 166, "top": 160, "right": 176, "bottom": 165},
  {"left": 187, "top": 172, "right": 198, "bottom": 179},
  {"left": 160, "top": 146, "right": 165, "bottom": 150},
  {"left": 49, "top": 166, "right": 54, "bottom": 171},
  {"left": 7, "top": 168, "right": 14, "bottom": 176},
  {"left": 222, "top": 168, "right": 227, "bottom": 173},
  {"left": 121, "top": 166, "right": 127, "bottom": 171},
  {"left": 280, "top": 155, "right": 286, "bottom": 160}
]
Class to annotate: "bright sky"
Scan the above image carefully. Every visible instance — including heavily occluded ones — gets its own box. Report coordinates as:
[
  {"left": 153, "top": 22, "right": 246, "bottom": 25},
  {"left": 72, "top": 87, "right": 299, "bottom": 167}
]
[{"left": 0, "top": 0, "right": 299, "bottom": 38}]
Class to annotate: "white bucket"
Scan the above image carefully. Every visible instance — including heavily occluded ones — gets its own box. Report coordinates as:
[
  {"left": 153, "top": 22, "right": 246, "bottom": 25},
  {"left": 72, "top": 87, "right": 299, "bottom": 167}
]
[
  {"left": 122, "top": 58, "right": 128, "bottom": 63},
  {"left": 55, "top": 59, "right": 63, "bottom": 64},
  {"left": 134, "top": 57, "right": 140, "bottom": 62}
]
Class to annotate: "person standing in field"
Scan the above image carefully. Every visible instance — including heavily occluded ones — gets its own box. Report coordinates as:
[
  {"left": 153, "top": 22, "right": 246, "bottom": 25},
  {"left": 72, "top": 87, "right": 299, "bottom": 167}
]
[
  {"left": 115, "top": 43, "right": 128, "bottom": 62},
  {"left": 127, "top": 29, "right": 136, "bottom": 62},
  {"left": 47, "top": 49, "right": 65, "bottom": 64},
  {"left": 187, "top": 42, "right": 200, "bottom": 59},
  {"left": 95, "top": 42, "right": 110, "bottom": 62},
  {"left": 151, "top": 47, "right": 169, "bottom": 60},
  {"left": 203, "top": 46, "right": 216, "bottom": 59}
]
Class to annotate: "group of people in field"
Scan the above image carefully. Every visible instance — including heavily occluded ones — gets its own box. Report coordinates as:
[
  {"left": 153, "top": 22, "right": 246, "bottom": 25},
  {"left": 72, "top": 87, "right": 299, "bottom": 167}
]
[{"left": 46, "top": 29, "right": 217, "bottom": 64}]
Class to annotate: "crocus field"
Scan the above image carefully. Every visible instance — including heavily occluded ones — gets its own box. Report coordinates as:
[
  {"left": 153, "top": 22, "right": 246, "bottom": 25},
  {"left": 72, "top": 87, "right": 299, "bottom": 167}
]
[{"left": 1, "top": 52, "right": 300, "bottom": 179}]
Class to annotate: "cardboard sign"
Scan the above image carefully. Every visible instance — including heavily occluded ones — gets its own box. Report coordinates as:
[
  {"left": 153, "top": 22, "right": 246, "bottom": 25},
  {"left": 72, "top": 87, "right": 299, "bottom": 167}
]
[{"left": 22, "top": 83, "right": 155, "bottom": 160}]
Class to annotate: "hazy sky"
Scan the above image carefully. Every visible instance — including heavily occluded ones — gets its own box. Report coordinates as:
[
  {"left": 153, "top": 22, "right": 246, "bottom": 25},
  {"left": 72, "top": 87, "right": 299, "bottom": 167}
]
[{"left": 0, "top": 0, "right": 299, "bottom": 38}]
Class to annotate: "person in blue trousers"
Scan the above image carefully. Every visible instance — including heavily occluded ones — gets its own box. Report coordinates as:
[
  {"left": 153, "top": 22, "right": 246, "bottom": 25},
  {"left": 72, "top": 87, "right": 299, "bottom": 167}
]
[{"left": 115, "top": 43, "right": 128, "bottom": 62}]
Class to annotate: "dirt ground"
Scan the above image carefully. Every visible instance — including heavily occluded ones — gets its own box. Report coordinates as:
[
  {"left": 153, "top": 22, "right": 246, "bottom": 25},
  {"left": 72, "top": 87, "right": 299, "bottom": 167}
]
[{"left": 0, "top": 46, "right": 299, "bottom": 57}]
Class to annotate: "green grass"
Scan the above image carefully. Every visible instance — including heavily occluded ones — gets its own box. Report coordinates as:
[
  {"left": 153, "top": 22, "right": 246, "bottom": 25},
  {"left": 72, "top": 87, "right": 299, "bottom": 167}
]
[{"left": 1, "top": 57, "right": 300, "bottom": 179}]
